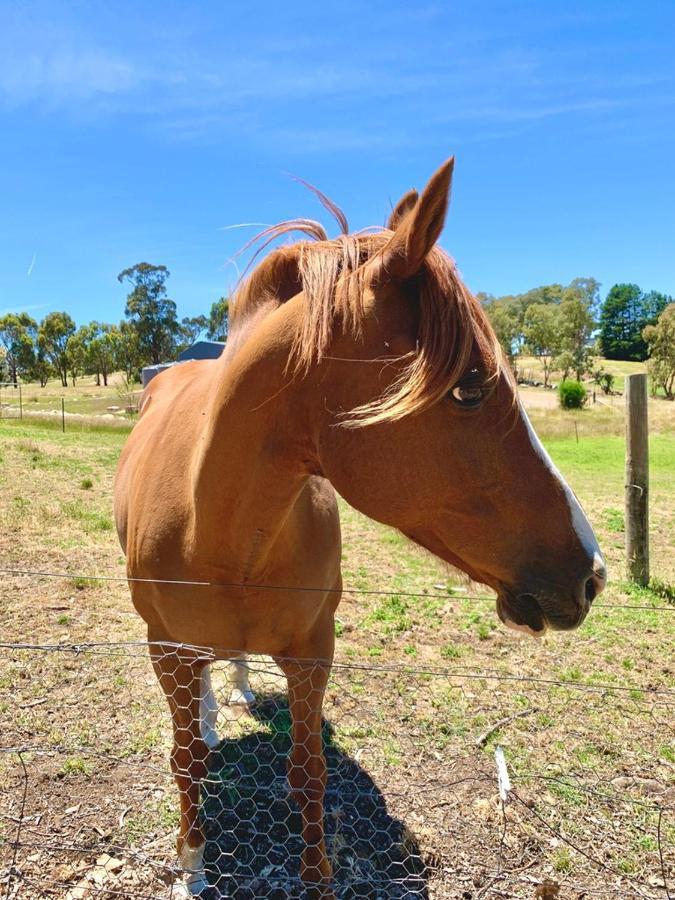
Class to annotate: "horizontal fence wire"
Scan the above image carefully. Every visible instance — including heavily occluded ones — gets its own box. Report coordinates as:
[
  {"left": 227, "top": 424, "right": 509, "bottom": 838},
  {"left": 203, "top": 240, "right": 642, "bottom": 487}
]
[
  {"left": 1, "top": 566, "right": 674, "bottom": 613},
  {"left": 1, "top": 643, "right": 673, "bottom": 899},
  {"left": 1, "top": 639, "right": 674, "bottom": 698}
]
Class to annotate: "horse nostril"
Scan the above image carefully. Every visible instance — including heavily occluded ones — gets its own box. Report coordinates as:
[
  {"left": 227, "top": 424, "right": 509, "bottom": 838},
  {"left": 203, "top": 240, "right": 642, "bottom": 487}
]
[
  {"left": 585, "top": 565, "right": 607, "bottom": 605},
  {"left": 583, "top": 552, "right": 608, "bottom": 607}
]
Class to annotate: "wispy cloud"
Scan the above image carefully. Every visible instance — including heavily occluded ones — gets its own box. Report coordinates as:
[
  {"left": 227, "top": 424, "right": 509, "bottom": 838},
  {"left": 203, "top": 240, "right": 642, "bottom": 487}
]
[
  {"left": 0, "top": 49, "right": 141, "bottom": 106},
  {"left": 0, "top": 3, "right": 672, "bottom": 152},
  {"left": 27, "top": 253, "right": 37, "bottom": 278},
  {"left": 0, "top": 303, "right": 47, "bottom": 317}
]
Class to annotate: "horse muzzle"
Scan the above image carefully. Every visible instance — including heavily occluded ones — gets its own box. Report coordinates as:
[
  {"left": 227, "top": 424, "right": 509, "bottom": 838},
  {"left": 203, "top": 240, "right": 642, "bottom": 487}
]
[{"left": 496, "top": 557, "right": 607, "bottom": 637}]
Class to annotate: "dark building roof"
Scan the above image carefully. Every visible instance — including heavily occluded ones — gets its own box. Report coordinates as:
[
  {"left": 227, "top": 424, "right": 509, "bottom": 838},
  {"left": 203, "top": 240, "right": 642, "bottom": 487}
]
[
  {"left": 141, "top": 340, "right": 227, "bottom": 387},
  {"left": 177, "top": 340, "right": 226, "bottom": 362},
  {"left": 140, "top": 362, "right": 176, "bottom": 387}
]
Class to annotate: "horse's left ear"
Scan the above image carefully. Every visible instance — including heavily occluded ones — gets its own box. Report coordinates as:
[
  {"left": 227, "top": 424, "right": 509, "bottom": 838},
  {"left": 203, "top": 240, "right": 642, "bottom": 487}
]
[{"left": 381, "top": 157, "right": 454, "bottom": 280}]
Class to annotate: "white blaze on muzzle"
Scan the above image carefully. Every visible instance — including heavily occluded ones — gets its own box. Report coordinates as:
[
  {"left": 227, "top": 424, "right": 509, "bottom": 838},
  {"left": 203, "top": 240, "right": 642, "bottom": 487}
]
[{"left": 519, "top": 403, "right": 604, "bottom": 566}]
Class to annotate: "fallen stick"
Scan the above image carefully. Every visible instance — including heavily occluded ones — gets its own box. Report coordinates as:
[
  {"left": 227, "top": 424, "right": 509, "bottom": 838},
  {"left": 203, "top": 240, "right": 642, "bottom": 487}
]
[
  {"left": 475, "top": 707, "right": 540, "bottom": 748},
  {"left": 19, "top": 698, "right": 48, "bottom": 709}
]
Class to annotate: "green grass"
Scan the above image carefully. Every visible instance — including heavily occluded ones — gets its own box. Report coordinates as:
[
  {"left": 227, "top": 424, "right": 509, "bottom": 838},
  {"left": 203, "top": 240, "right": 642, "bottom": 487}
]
[
  {"left": 660, "top": 744, "right": 675, "bottom": 763},
  {"left": 69, "top": 576, "right": 105, "bottom": 590},
  {"left": 0, "top": 413, "right": 133, "bottom": 436},
  {"left": 59, "top": 755, "right": 91, "bottom": 777},
  {"left": 601, "top": 507, "right": 624, "bottom": 532},
  {"left": 365, "top": 594, "right": 412, "bottom": 635},
  {"left": 0, "top": 418, "right": 129, "bottom": 446},
  {"left": 61, "top": 499, "right": 114, "bottom": 532},
  {"left": 551, "top": 846, "right": 574, "bottom": 874},
  {"left": 544, "top": 432, "right": 674, "bottom": 474}
]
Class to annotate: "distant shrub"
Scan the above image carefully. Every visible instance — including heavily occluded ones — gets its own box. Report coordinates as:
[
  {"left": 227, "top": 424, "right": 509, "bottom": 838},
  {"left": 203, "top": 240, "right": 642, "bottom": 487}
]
[
  {"left": 558, "top": 380, "right": 587, "bottom": 409},
  {"left": 591, "top": 367, "right": 615, "bottom": 395}
]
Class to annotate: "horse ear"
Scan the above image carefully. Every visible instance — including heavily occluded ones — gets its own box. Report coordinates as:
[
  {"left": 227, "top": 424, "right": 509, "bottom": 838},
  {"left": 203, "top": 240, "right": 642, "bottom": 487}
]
[
  {"left": 381, "top": 157, "right": 454, "bottom": 280},
  {"left": 387, "top": 188, "right": 419, "bottom": 230}
]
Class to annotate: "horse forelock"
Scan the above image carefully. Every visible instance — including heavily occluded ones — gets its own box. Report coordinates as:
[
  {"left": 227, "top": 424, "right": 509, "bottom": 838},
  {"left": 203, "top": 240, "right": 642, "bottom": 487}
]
[{"left": 229, "top": 220, "right": 504, "bottom": 427}]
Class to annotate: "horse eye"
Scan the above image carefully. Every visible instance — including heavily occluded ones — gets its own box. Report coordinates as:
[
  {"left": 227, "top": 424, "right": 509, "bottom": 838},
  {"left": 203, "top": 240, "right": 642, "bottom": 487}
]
[{"left": 451, "top": 384, "right": 484, "bottom": 406}]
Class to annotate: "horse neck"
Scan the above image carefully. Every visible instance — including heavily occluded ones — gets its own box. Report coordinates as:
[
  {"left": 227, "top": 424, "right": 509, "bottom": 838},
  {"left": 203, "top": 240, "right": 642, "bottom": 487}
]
[{"left": 189, "top": 299, "right": 320, "bottom": 576}]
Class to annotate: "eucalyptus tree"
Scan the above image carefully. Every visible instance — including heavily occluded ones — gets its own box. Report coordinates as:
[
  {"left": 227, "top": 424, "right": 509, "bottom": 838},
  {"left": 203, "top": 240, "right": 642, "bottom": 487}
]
[
  {"left": 38, "top": 312, "right": 76, "bottom": 387},
  {"left": 118, "top": 263, "right": 179, "bottom": 364},
  {"left": 523, "top": 304, "right": 562, "bottom": 387},
  {"left": 0, "top": 313, "right": 38, "bottom": 385}
]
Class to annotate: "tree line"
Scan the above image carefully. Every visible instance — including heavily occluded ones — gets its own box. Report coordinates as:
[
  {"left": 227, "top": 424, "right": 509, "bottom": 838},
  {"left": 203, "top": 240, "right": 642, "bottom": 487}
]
[
  {"left": 1, "top": 263, "right": 673, "bottom": 399},
  {"left": 0, "top": 263, "right": 229, "bottom": 388},
  {"left": 479, "top": 278, "right": 674, "bottom": 398}
]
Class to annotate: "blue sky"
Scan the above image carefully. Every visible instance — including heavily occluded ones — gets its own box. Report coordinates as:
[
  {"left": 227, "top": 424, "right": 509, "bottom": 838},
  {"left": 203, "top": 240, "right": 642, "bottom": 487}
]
[{"left": 1, "top": 0, "right": 674, "bottom": 325}]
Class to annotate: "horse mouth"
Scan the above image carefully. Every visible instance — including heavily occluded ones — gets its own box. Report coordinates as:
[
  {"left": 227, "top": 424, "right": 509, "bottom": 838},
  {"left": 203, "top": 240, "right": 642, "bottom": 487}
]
[{"left": 496, "top": 592, "right": 548, "bottom": 638}]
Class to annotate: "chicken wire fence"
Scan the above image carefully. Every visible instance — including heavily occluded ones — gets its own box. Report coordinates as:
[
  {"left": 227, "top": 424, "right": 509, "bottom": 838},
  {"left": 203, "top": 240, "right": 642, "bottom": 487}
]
[{"left": 0, "top": 641, "right": 673, "bottom": 900}]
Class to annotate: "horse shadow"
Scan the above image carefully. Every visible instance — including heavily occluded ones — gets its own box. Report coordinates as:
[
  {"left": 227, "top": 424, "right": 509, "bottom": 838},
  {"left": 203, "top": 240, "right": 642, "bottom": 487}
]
[{"left": 200, "top": 694, "right": 430, "bottom": 899}]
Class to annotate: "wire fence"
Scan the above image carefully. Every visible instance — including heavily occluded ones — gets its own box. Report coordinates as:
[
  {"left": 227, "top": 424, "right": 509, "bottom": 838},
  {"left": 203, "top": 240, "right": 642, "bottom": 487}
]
[
  {"left": 0, "top": 384, "right": 22, "bottom": 420},
  {"left": 0, "top": 384, "right": 142, "bottom": 431},
  {"left": 2, "top": 371, "right": 674, "bottom": 898},
  {"left": 1, "top": 567, "right": 674, "bottom": 613},
  {"left": 1, "top": 640, "right": 673, "bottom": 900}
]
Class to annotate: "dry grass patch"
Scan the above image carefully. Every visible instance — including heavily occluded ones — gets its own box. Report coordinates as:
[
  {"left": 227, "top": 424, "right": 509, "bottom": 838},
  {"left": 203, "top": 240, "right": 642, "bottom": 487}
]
[{"left": 0, "top": 417, "right": 673, "bottom": 898}]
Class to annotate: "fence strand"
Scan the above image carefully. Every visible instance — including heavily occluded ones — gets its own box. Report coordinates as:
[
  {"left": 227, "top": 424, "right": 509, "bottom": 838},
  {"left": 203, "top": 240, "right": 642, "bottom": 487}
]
[{"left": 2, "top": 566, "right": 673, "bottom": 613}]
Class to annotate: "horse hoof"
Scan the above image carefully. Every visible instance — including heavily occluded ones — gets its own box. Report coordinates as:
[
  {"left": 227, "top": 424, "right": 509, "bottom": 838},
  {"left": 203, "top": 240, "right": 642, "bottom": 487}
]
[
  {"left": 170, "top": 874, "right": 209, "bottom": 898},
  {"left": 176, "top": 843, "right": 209, "bottom": 896}
]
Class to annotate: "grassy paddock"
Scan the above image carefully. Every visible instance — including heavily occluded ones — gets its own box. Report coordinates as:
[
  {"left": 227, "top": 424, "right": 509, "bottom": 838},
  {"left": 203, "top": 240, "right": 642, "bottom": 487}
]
[
  {"left": 0, "top": 372, "right": 141, "bottom": 421},
  {"left": 518, "top": 354, "right": 648, "bottom": 388},
  {"left": 0, "top": 414, "right": 673, "bottom": 896},
  {"left": 518, "top": 353, "right": 672, "bottom": 399}
]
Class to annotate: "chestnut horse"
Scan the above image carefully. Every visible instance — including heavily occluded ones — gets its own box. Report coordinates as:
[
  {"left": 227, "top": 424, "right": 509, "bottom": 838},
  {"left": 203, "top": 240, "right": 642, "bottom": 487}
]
[{"left": 114, "top": 159, "right": 606, "bottom": 897}]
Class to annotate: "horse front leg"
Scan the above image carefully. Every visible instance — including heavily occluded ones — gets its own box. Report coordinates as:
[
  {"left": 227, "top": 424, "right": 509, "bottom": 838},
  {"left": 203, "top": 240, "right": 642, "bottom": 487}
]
[
  {"left": 278, "top": 657, "right": 334, "bottom": 900},
  {"left": 150, "top": 643, "right": 211, "bottom": 896},
  {"left": 199, "top": 663, "right": 220, "bottom": 749},
  {"left": 227, "top": 656, "right": 255, "bottom": 710}
]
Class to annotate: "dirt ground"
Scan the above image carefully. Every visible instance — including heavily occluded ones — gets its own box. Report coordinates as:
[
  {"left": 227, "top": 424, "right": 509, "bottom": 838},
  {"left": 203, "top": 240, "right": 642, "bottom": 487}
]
[{"left": 0, "top": 417, "right": 673, "bottom": 899}]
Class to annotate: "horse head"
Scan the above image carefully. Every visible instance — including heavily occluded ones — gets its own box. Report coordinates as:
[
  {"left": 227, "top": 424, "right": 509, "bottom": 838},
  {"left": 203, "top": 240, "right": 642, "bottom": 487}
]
[{"left": 305, "top": 159, "right": 606, "bottom": 634}]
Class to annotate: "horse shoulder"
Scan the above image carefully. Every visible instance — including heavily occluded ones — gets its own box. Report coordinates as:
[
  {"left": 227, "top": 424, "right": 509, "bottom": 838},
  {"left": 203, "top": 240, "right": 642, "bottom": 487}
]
[{"left": 114, "top": 362, "right": 213, "bottom": 561}]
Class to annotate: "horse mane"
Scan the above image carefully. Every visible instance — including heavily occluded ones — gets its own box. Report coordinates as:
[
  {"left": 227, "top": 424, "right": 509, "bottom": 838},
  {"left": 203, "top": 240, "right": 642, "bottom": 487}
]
[{"left": 229, "top": 204, "right": 503, "bottom": 427}]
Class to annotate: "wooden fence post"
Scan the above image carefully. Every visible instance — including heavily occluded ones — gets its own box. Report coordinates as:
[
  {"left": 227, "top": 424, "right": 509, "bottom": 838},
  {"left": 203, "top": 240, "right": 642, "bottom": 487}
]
[{"left": 625, "top": 374, "right": 649, "bottom": 585}]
